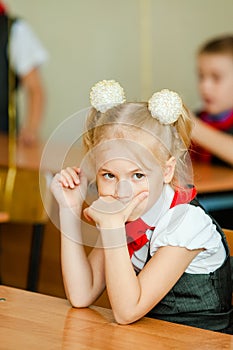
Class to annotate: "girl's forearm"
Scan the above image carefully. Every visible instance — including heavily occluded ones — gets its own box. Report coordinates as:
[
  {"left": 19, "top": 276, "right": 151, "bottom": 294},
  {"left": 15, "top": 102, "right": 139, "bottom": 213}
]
[
  {"left": 104, "top": 247, "right": 142, "bottom": 324},
  {"left": 60, "top": 208, "right": 103, "bottom": 307},
  {"left": 100, "top": 227, "right": 143, "bottom": 324}
]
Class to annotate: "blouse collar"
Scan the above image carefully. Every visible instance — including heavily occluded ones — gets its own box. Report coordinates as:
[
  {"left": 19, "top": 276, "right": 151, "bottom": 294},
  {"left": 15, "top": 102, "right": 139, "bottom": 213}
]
[{"left": 141, "top": 184, "right": 174, "bottom": 227}]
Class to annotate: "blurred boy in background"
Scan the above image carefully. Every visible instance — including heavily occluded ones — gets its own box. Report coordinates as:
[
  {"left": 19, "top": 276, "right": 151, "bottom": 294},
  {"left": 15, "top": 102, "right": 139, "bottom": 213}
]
[{"left": 191, "top": 35, "right": 233, "bottom": 167}]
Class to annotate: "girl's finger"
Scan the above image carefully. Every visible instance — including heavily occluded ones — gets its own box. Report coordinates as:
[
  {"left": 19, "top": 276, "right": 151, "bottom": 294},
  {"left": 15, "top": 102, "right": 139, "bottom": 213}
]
[
  {"left": 83, "top": 207, "right": 94, "bottom": 222},
  {"left": 59, "top": 174, "right": 70, "bottom": 188},
  {"left": 124, "top": 191, "right": 149, "bottom": 216},
  {"left": 54, "top": 172, "right": 68, "bottom": 188},
  {"left": 65, "top": 167, "right": 80, "bottom": 185},
  {"left": 60, "top": 169, "right": 77, "bottom": 188}
]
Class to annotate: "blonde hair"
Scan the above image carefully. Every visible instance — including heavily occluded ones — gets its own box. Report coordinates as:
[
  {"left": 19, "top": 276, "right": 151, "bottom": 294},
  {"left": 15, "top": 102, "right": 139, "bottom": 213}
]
[{"left": 83, "top": 102, "right": 192, "bottom": 191}]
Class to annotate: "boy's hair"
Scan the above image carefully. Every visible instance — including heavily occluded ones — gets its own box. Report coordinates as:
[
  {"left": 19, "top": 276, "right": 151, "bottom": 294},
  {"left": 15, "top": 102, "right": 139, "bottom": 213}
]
[
  {"left": 198, "top": 35, "right": 233, "bottom": 56},
  {"left": 83, "top": 102, "right": 193, "bottom": 192}
]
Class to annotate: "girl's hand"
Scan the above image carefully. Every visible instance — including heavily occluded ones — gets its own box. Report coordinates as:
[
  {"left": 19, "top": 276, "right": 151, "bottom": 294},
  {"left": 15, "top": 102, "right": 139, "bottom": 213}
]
[
  {"left": 83, "top": 191, "right": 148, "bottom": 229},
  {"left": 50, "top": 167, "right": 88, "bottom": 210}
]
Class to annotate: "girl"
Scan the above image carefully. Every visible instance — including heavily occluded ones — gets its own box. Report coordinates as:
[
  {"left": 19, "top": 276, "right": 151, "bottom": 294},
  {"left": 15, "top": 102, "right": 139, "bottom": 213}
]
[{"left": 51, "top": 80, "right": 232, "bottom": 333}]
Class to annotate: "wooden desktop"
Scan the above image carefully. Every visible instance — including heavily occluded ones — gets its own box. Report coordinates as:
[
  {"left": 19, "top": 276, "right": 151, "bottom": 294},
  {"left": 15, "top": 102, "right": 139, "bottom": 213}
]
[{"left": 1, "top": 285, "right": 232, "bottom": 349}]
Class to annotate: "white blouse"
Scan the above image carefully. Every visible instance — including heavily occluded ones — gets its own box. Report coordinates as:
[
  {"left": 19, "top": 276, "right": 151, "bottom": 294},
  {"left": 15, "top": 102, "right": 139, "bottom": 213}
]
[
  {"left": 131, "top": 185, "right": 226, "bottom": 274},
  {"left": 9, "top": 19, "right": 48, "bottom": 76}
]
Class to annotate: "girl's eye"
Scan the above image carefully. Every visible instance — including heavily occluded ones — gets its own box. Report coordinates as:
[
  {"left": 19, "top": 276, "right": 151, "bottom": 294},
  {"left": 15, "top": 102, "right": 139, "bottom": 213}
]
[
  {"left": 103, "top": 173, "right": 115, "bottom": 180},
  {"left": 133, "top": 173, "right": 145, "bottom": 180}
]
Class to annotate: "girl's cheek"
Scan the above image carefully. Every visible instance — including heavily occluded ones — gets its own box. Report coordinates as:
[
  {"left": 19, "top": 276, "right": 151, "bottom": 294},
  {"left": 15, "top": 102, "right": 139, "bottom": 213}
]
[
  {"left": 98, "top": 182, "right": 114, "bottom": 197},
  {"left": 133, "top": 183, "right": 148, "bottom": 196}
]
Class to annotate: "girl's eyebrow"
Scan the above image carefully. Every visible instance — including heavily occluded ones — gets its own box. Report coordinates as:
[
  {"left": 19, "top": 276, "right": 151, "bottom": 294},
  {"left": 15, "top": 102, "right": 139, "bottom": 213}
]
[
  {"left": 129, "top": 168, "right": 144, "bottom": 173},
  {"left": 99, "top": 167, "right": 145, "bottom": 173},
  {"left": 98, "top": 168, "right": 113, "bottom": 173}
]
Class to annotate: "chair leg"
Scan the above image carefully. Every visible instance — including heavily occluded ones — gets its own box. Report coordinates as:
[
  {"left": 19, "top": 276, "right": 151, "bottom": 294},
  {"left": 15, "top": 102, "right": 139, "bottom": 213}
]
[{"left": 27, "top": 223, "right": 45, "bottom": 292}]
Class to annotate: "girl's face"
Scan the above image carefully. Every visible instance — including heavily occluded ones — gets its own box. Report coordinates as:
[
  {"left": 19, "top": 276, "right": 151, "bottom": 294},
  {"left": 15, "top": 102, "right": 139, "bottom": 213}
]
[
  {"left": 94, "top": 139, "right": 174, "bottom": 221},
  {"left": 197, "top": 53, "right": 233, "bottom": 114}
]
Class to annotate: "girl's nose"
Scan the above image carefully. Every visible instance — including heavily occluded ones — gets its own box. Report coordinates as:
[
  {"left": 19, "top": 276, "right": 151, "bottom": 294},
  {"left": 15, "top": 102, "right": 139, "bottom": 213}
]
[{"left": 115, "top": 180, "right": 133, "bottom": 200}]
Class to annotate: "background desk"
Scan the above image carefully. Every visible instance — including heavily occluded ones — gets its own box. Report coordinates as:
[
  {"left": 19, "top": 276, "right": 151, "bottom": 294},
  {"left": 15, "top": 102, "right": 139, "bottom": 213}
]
[
  {"left": 1, "top": 286, "right": 233, "bottom": 350},
  {"left": 193, "top": 162, "right": 233, "bottom": 194},
  {"left": 0, "top": 133, "right": 44, "bottom": 170},
  {"left": 193, "top": 162, "right": 233, "bottom": 229}
]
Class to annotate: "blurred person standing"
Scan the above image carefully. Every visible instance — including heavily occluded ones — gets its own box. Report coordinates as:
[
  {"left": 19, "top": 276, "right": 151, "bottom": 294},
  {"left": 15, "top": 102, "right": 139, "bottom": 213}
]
[{"left": 0, "top": 1, "right": 48, "bottom": 146}]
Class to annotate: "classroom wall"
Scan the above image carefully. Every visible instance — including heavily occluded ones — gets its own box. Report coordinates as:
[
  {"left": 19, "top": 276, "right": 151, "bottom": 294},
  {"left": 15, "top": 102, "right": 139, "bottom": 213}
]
[{"left": 5, "top": 0, "right": 233, "bottom": 141}]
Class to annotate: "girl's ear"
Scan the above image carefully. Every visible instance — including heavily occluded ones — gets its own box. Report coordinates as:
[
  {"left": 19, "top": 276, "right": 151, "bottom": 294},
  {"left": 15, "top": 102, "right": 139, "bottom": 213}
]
[{"left": 163, "top": 156, "right": 176, "bottom": 183}]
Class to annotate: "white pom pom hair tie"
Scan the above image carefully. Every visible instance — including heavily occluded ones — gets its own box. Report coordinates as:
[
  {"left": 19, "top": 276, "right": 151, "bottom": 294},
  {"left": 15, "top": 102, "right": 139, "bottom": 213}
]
[
  {"left": 89, "top": 81, "right": 182, "bottom": 125},
  {"left": 148, "top": 89, "right": 183, "bottom": 125},
  {"left": 90, "top": 80, "right": 126, "bottom": 113}
]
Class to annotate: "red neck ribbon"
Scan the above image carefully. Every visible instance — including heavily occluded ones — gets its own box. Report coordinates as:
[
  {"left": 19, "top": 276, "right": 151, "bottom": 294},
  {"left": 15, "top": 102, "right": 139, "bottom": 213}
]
[{"left": 126, "top": 186, "right": 197, "bottom": 258}]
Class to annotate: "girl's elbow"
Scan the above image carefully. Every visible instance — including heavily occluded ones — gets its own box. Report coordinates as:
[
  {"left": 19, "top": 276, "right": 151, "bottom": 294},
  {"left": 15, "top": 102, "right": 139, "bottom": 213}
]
[
  {"left": 115, "top": 318, "right": 132, "bottom": 325},
  {"left": 67, "top": 294, "right": 92, "bottom": 309},
  {"left": 70, "top": 300, "right": 90, "bottom": 309},
  {"left": 113, "top": 310, "right": 140, "bottom": 325}
]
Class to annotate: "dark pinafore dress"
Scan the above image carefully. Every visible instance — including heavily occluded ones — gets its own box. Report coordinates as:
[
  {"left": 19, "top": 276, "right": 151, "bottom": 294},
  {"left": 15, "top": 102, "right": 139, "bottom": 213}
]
[{"left": 146, "top": 199, "right": 233, "bottom": 334}]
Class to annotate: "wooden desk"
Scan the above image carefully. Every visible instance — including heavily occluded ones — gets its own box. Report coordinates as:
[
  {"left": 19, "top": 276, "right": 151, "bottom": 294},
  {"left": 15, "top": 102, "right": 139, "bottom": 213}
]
[
  {"left": 193, "top": 162, "right": 233, "bottom": 228},
  {"left": 0, "top": 286, "right": 232, "bottom": 349},
  {"left": 193, "top": 162, "right": 233, "bottom": 193},
  {"left": 0, "top": 133, "right": 44, "bottom": 170},
  {"left": 0, "top": 212, "right": 9, "bottom": 223}
]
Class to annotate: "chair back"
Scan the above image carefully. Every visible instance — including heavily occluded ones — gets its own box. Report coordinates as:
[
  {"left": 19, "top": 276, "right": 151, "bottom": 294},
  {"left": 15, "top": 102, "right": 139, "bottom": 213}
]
[{"left": 223, "top": 229, "right": 233, "bottom": 256}]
